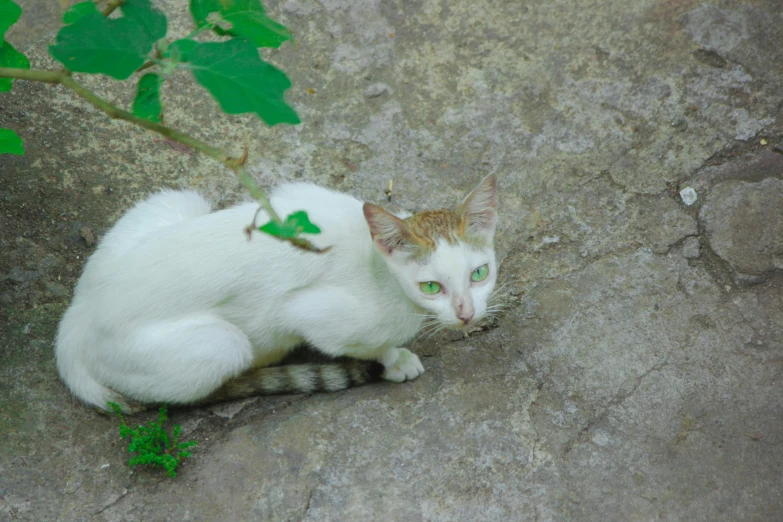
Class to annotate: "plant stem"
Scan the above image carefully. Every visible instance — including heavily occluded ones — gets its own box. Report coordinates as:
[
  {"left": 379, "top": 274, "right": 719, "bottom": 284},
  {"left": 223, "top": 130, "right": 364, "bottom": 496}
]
[
  {"left": 0, "top": 67, "right": 228, "bottom": 178},
  {"left": 101, "top": 0, "right": 125, "bottom": 17},
  {"left": 58, "top": 74, "right": 231, "bottom": 162},
  {"left": 237, "top": 166, "right": 282, "bottom": 222},
  {"left": 136, "top": 61, "right": 156, "bottom": 73},
  {"left": 0, "top": 66, "right": 322, "bottom": 250},
  {"left": 0, "top": 68, "right": 61, "bottom": 83},
  {"left": 183, "top": 23, "right": 215, "bottom": 41}
]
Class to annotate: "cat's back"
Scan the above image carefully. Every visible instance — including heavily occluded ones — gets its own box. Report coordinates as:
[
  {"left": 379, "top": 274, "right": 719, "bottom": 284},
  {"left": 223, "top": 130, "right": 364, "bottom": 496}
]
[
  {"left": 270, "top": 182, "right": 363, "bottom": 214},
  {"left": 269, "top": 182, "right": 369, "bottom": 244},
  {"left": 71, "top": 183, "right": 374, "bottom": 314}
]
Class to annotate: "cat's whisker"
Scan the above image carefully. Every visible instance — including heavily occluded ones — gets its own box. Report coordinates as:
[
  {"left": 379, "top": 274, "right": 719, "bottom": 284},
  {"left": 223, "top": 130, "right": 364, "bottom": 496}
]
[
  {"left": 420, "top": 322, "right": 446, "bottom": 337},
  {"left": 417, "top": 321, "right": 441, "bottom": 336},
  {"left": 419, "top": 320, "right": 441, "bottom": 335},
  {"left": 489, "top": 281, "right": 512, "bottom": 299},
  {"left": 492, "top": 281, "right": 511, "bottom": 291},
  {"left": 409, "top": 313, "right": 438, "bottom": 320},
  {"left": 423, "top": 323, "right": 449, "bottom": 341},
  {"left": 488, "top": 287, "right": 512, "bottom": 303},
  {"left": 487, "top": 295, "right": 509, "bottom": 306}
]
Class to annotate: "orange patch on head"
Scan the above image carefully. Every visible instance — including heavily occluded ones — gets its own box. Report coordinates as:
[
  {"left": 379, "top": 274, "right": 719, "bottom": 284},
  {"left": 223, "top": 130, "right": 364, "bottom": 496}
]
[
  {"left": 364, "top": 175, "right": 497, "bottom": 259},
  {"left": 402, "top": 205, "right": 492, "bottom": 256},
  {"left": 404, "top": 210, "right": 462, "bottom": 247}
]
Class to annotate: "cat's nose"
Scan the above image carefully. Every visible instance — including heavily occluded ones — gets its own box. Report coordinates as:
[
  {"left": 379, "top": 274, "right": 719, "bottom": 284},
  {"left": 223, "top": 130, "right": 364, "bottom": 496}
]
[
  {"left": 454, "top": 295, "right": 475, "bottom": 325},
  {"left": 458, "top": 310, "right": 474, "bottom": 324}
]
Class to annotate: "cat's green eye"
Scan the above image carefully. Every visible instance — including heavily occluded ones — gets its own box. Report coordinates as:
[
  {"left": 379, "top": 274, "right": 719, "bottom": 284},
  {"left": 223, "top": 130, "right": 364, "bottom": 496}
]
[
  {"left": 471, "top": 264, "right": 489, "bottom": 282},
  {"left": 419, "top": 281, "right": 441, "bottom": 295}
]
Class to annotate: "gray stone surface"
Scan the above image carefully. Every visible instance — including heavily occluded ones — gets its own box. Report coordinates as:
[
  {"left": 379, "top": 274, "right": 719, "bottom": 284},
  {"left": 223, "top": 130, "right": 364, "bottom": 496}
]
[
  {"left": 682, "top": 236, "right": 701, "bottom": 259},
  {"left": 701, "top": 178, "right": 783, "bottom": 277},
  {"left": 686, "top": 148, "right": 783, "bottom": 191},
  {"left": 2, "top": 0, "right": 783, "bottom": 521}
]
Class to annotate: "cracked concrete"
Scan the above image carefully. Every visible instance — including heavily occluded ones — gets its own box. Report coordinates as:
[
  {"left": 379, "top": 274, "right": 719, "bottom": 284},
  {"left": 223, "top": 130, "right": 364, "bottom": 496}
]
[{"left": 2, "top": 0, "right": 782, "bottom": 520}]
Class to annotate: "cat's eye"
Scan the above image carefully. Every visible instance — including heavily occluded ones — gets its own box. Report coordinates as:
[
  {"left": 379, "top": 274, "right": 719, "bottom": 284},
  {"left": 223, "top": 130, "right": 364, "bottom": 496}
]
[
  {"left": 419, "top": 281, "right": 442, "bottom": 295},
  {"left": 471, "top": 264, "right": 489, "bottom": 282}
]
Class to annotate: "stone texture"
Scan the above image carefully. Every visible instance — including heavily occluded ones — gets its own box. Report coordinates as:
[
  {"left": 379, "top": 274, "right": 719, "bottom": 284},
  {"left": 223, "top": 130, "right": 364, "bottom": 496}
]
[
  {"left": 682, "top": 236, "right": 701, "bottom": 259},
  {"left": 44, "top": 282, "right": 69, "bottom": 297},
  {"left": 6, "top": 266, "right": 39, "bottom": 283},
  {"left": 2, "top": 0, "right": 783, "bottom": 521},
  {"left": 685, "top": 148, "right": 783, "bottom": 192},
  {"left": 701, "top": 178, "right": 783, "bottom": 276}
]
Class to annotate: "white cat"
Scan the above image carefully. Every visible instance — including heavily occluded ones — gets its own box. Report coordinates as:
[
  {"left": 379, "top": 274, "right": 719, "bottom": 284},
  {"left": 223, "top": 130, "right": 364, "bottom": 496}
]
[{"left": 55, "top": 175, "right": 498, "bottom": 412}]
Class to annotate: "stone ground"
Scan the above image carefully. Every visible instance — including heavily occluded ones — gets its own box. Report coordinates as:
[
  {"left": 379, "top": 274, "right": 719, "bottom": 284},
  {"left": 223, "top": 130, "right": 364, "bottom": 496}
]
[{"left": 2, "top": 0, "right": 782, "bottom": 520}]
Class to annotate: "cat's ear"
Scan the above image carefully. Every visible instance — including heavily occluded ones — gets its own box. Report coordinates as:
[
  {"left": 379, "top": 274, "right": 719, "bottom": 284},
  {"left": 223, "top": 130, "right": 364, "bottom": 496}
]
[
  {"left": 458, "top": 174, "right": 498, "bottom": 238},
  {"left": 363, "top": 203, "right": 417, "bottom": 256}
]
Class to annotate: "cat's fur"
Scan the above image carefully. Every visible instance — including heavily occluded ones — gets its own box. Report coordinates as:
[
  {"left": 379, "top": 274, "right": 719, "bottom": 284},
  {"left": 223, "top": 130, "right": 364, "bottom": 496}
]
[{"left": 55, "top": 175, "right": 498, "bottom": 412}]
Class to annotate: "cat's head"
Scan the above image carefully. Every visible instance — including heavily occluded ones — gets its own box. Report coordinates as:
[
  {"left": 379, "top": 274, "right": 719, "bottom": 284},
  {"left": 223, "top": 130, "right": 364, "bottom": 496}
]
[{"left": 364, "top": 175, "right": 498, "bottom": 328}]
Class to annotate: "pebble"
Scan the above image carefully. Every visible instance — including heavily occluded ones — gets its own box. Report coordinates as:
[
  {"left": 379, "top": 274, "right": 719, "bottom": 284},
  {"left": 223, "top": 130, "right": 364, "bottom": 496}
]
[
  {"left": 79, "top": 227, "right": 96, "bottom": 247},
  {"left": 38, "top": 255, "right": 61, "bottom": 272},
  {"left": 679, "top": 187, "right": 698, "bottom": 206},
  {"left": 46, "top": 282, "right": 69, "bottom": 297},
  {"left": 363, "top": 83, "right": 392, "bottom": 98}
]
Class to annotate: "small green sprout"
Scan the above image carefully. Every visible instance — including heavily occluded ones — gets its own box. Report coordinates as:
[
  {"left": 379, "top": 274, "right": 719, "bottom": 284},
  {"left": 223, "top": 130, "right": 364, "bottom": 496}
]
[{"left": 107, "top": 402, "right": 197, "bottom": 478}]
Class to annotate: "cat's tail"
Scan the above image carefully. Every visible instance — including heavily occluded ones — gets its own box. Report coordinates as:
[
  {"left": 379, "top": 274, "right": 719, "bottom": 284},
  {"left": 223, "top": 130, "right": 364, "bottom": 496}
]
[{"left": 201, "top": 360, "right": 385, "bottom": 404}]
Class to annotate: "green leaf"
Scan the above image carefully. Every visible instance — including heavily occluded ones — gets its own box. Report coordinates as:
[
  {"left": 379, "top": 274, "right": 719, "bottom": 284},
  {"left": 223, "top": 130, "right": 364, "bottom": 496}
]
[
  {"left": 189, "top": 0, "right": 292, "bottom": 48},
  {"left": 62, "top": 1, "right": 98, "bottom": 25},
  {"left": 49, "top": 6, "right": 165, "bottom": 80},
  {"left": 165, "top": 38, "right": 198, "bottom": 62},
  {"left": 122, "top": 0, "right": 167, "bottom": 43},
  {"left": 258, "top": 220, "right": 292, "bottom": 238},
  {"left": 0, "top": 40, "right": 29, "bottom": 92},
  {"left": 0, "top": 0, "right": 21, "bottom": 40},
  {"left": 132, "top": 73, "right": 162, "bottom": 122},
  {"left": 285, "top": 211, "right": 321, "bottom": 234},
  {"left": 50, "top": 13, "right": 146, "bottom": 78},
  {"left": 0, "top": 128, "right": 23, "bottom": 155},
  {"left": 259, "top": 210, "right": 320, "bottom": 239},
  {"left": 188, "top": 39, "right": 299, "bottom": 125},
  {"left": 189, "top": 0, "right": 217, "bottom": 27}
]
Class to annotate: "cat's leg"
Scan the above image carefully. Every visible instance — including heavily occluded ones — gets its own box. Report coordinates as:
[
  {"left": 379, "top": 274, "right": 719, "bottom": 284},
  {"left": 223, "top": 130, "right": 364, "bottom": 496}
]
[
  {"left": 282, "top": 288, "right": 425, "bottom": 383},
  {"left": 378, "top": 347, "right": 425, "bottom": 383},
  {"left": 108, "top": 313, "right": 255, "bottom": 406}
]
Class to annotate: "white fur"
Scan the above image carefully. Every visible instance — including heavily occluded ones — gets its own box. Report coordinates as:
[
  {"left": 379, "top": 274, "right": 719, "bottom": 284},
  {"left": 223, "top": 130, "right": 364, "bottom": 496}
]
[{"left": 55, "top": 182, "right": 496, "bottom": 409}]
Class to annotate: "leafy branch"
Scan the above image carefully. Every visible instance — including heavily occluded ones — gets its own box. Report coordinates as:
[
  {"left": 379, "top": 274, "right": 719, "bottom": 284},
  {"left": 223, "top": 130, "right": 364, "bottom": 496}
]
[
  {"left": 0, "top": 0, "right": 326, "bottom": 252},
  {"left": 0, "top": 66, "right": 287, "bottom": 230}
]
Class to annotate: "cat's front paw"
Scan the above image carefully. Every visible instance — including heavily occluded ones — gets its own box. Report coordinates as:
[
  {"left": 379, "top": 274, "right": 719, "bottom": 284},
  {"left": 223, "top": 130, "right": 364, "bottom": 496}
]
[{"left": 381, "top": 348, "right": 425, "bottom": 383}]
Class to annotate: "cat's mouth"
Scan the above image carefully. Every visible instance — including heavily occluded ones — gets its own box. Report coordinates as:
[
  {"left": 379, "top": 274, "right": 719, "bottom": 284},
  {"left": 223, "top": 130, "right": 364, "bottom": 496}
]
[{"left": 450, "top": 318, "right": 478, "bottom": 330}]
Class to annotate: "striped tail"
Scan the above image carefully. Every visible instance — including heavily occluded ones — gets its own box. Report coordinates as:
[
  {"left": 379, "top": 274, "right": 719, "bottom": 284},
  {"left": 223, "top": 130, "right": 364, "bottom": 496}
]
[{"left": 203, "top": 360, "right": 385, "bottom": 404}]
